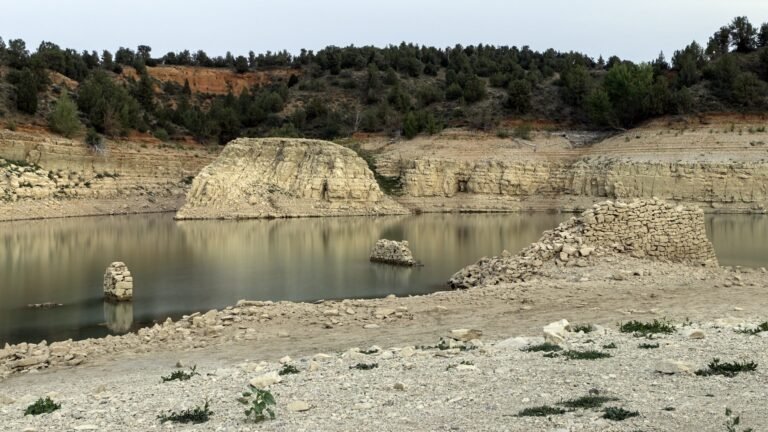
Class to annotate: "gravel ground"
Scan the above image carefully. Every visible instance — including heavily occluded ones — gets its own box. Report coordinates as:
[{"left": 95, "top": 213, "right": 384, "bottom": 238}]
[{"left": 2, "top": 317, "right": 768, "bottom": 432}]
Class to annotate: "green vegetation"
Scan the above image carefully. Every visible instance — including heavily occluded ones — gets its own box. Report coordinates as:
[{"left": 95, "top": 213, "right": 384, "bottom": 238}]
[
  {"left": 3, "top": 16, "right": 768, "bottom": 144},
  {"left": 278, "top": 364, "right": 300, "bottom": 375},
  {"left": 516, "top": 405, "right": 566, "bottom": 417},
  {"left": 695, "top": 358, "right": 758, "bottom": 377},
  {"left": 619, "top": 319, "right": 675, "bottom": 336},
  {"left": 571, "top": 324, "right": 595, "bottom": 333},
  {"left": 161, "top": 365, "right": 199, "bottom": 382},
  {"left": 522, "top": 342, "right": 562, "bottom": 352},
  {"left": 638, "top": 342, "right": 660, "bottom": 349},
  {"left": 24, "top": 397, "right": 60, "bottom": 416},
  {"left": 561, "top": 350, "right": 612, "bottom": 360},
  {"left": 737, "top": 321, "right": 768, "bottom": 334},
  {"left": 602, "top": 407, "right": 639, "bottom": 421},
  {"left": 559, "top": 395, "right": 619, "bottom": 409},
  {"left": 602, "top": 342, "right": 618, "bottom": 349},
  {"left": 48, "top": 93, "right": 81, "bottom": 137},
  {"left": 351, "top": 363, "right": 379, "bottom": 370},
  {"left": 238, "top": 386, "right": 276, "bottom": 423},
  {"left": 158, "top": 400, "right": 212, "bottom": 424}
]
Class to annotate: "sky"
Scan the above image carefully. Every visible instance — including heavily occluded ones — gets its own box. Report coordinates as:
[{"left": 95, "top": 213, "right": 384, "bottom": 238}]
[{"left": 1, "top": 0, "right": 768, "bottom": 63}]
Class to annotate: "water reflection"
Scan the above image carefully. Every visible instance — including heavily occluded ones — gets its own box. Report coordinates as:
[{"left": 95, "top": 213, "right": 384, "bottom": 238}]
[
  {"left": 0, "top": 212, "right": 765, "bottom": 345},
  {"left": 103, "top": 301, "right": 133, "bottom": 334}
]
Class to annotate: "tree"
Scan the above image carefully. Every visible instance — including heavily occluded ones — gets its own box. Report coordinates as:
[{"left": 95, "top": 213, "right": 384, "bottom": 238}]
[
  {"left": 560, "top": 64, "right": 592, "bottom": 106},
  {"left": 602, "top": 63, "right": 654, "bottom": 127},
  {"left": 77, "top": 71, "right": 141, "bottom": 135},
  {"left": 706, "top": 26, "right": 732, "bottom": 59},
  {"left": 49, "top": 93, "right": 81, "bottom": 137},
  {"left": 759, "top": 22, "right": 768, "bottom": 47},
  {"left": 730, "top": 16, "right": 757, "bottom": 53},
  {"left": 114, "top": 47, "right": 135, "bottom": 65},
  {"left": 505, "top": 79, "right": 532, "bottom": 114},
  {"left": 234, "top": 55, "right": 249, "bottom": 73},
  {"left": 462, "top": 75, "right": 486, "bottom": 103},
  {"left": 11, "top": 68, "right": 40, "bottom": 114},
  {"left": 732, "top": 72, "right": 767, "bottom": 108},
  {"left": 586, "top": 88, "right": 615, "bottom": 128},
  {"left": 402, "top": 112, "right": 418, "bottom": 139}
]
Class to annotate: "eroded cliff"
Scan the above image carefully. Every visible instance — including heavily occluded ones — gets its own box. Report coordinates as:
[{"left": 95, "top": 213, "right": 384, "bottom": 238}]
[{"left": 176, "top": 138, "right": 408, "bottom": 219}]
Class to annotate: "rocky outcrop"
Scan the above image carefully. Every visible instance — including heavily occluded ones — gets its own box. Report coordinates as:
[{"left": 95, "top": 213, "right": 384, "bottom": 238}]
[
  {"left": 385, "top": 157, "right": 768, "bottom": 213},
  {"left": 104, "top": 262, "right": 133, "bottom": 301},
  {"left": 369, "top": 239, "right": 416, "bottom": 266},
  {"left": 0, "top": 130, "right": 215, "bottom": 220},
  {"left": 176, "top": 138, "right": 408, "bottom": 219},
  {"left": 448, "top": 199, "right": 718, "bottom": 289}
]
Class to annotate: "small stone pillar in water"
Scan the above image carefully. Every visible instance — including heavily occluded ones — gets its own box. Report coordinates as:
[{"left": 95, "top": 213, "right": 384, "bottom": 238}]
[{"left": 104, "top": 262, "right": 133, "bottom": 301}]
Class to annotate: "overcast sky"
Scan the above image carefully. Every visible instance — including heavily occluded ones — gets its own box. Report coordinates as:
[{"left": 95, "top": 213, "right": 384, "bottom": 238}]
[{"left": 2, "top": 0, "right": 768, "bottom": 62}]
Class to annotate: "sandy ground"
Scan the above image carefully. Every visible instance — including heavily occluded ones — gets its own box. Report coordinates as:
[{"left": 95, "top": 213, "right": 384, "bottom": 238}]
[{"left": 1, "top": 255, "right": 768, "bottom": 431}]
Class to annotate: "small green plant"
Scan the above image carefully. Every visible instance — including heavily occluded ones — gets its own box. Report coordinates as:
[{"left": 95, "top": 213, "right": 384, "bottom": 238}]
[
  {"left": 351, "top": 363, "right": 379, "bottom": 370},
  {"left": 278, "top": 364, "right": 300, "bottom": 375},
  {"left": 496, "top": 129, "right": 510, "bottom": 138},
  {"left": 619, "top": 319, "right": 675, "bottom": 336},
  {"left": 161, "top": 365, "right": 199, "bottom": 382},
  {"left": 725, "top": 407, "right": 754, "bottom": 432},
  {"left": 239, "top": 386, "right": 276, "bottom": 423},
  {"left": 181, "top": 175, "right": 195, "bottom": 185},
  {"left": 572, "top": 324, "right": 594, "bottom": 333},
  {"left": 523, "top": 342, "right": 562, "bottom": 352},
  {"left": 737, "top": 322, "right": 768, "bottom": 335},
  {"left": 24, "top": 397, "right": 61, "bottom": 416},
  {"left": 513, "top": 124, "right": 532, "bottom": 140},
  {"left": 695, "top": 359, "right": 757, "bottom": 377},
  {"left": 158, "top": 400, "right": 212, "bottom": 424},
  {"left": 562, "top": 350, "right": 612, "bottom": 360},
  {"left": 559, "top": 395, "right": 619, "bottom": 409},
  {"left": 516, "top": 405, "right": 566, "bottom": 417},
  {"left": 602, "top": 406, "right": 639, "bottom": 421},
  {"left": 6, "top": 121, "right": 16, "bottom": 131},
  {"left": 638, "top": 343, "right": 660, "bottom": 349},
  {"left": 85, "top": 128, "right": 103, "bottom": 149},
  {"left": 602, "top": 342, "right": 617, "bottom": 349}
]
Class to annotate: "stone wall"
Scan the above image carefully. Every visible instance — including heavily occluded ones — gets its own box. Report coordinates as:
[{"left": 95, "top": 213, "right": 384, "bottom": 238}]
[
  {"left": 369, "top": 240, "right": 416, "bottom": 266},
  {"left": 103, "top": 262, "right": 133, "bottom": 301},
  {"left": 448, "top": 199, "right": 718, "bottom": 289},
  {"left": 176, "top": 138, "right": 408, "bottom": 219}
]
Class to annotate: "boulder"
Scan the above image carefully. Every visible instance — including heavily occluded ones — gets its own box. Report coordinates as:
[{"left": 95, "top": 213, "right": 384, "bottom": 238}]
[
  {"left": 543, "top": 319, "right": 571, "bottom": 344},
  {"left": 249, "top": 371, "right": 282, "bottom": 388},
  {"left": 369, "top": 239, "right": 416, "bottom": 266}
]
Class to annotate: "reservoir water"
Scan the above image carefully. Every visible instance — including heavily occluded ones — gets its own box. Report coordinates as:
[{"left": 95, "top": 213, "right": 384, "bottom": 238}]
[{"left": 1, "top": 213, "right": 766, "bottom": 345}]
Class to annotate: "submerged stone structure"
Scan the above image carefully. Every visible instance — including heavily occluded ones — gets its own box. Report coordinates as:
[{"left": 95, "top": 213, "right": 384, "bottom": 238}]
[
  {"left": 175, "top": 138, "right": 408, "bottom": 219},
  {"left": 370, "top": 239, "right": 416, "bottom": 266},
  {"left": 104, "top": 262, "right": 133, "bottom": 301},
  {"left": 448, "top": 199, "right": 718, "bottom": 289}
]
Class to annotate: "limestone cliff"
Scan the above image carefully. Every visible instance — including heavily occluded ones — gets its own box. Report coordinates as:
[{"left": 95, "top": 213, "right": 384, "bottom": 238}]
[{"left": 175, "top": 138, "right": 408, "bottom": 219}]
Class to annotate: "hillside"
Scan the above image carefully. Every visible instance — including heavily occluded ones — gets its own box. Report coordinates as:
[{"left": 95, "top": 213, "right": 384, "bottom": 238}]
[{"left": 2, "top": 16, "right": 768, "bottom": 148}]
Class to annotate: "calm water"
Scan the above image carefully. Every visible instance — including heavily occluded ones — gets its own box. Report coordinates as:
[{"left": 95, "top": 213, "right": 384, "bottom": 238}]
[
  {"left": 1, "top": 213, "right": 766, "bottom": 345},
  {"left": 0, "top": 213, "right": 567, "bottom": 345}
]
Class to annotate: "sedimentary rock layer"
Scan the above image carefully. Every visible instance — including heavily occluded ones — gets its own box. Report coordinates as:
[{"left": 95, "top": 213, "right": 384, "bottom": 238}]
[
  {"left": 448, "top": 199, "right": 718, "bottom": 289},
  {"left": 176, "top": 138, "right": 408, "bottom": 219}
]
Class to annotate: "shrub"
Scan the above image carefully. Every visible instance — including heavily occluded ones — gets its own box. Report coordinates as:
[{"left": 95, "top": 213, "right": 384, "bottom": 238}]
[
  {"left": 351, "top": 363, "right": 379, "bottom": 370},
  {"left": 638, "top": 343, "right": 660, "bottom": 349},
  {"left": 239, "top": 386, "right": 276, "bottom": 423},
  {"left": 516, "top": 405, "right": 566, "bottom": 417},
  {"left": 602, "top": 342, "right": 617, "bottom": 349},
  {"left": 49, "top": 93, "right": 80, "bottom": 137},
  {"left": 737, "top": 321, "right": 768, "bottom": 335},
  {"left": 572, "top": 324, "right": 595, "bottom": 333},
  {"left": 725, "top": 407, "right": 754, "bottom": 432},
  {"left": 152, "top": 128, "right": 170, "bottom": 142},
  {"left": 561, "top": 350, "right": 612, "bottom": 360},
  {"left": 559, "top": 395, "right": 619, "bottom": 409},
  {"left": 522, "top": 342, "right": 562, "bottom": 353},
  {"left": 158, "top": 400, "right": 212, "bottom": 424},
  {"left": 278, "top": 364, "right": 300, "bottom": 375},
  {"left": 513, "top": 124, "right": 532, "bottom": 140},
  {"left": 85, "top": 128, "right": 103, "bottom": 149},
  {"left": 161, "top": 365, "right": 199, "bottom": 382},
  {"left": 25, "top": 397, "right": 60, "bottom": 416},
  {"left": 619, "top": 319, "right": 675, "bottom": 336},
  {"left": 695, "top": 358, "right": 757, "bottom": 377},
  {"left": 602, "top": 407, "right": 639, "bottom": 421}
]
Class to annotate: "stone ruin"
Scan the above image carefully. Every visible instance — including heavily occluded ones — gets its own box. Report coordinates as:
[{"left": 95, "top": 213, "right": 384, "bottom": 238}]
[
  {"left": 104, "top": 262, "right": 133, "bottom": 301},
  {"left": 370, "top": 239, "right": 416, "bottom": 266},
  {"left": 449, "top": 199, "right": 719, "bottom": 289}
]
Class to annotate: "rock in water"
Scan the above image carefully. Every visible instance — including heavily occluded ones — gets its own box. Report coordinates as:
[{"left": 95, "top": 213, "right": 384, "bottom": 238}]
[
  {"left": 103, "top": 262, "right": 133, "bottom": 301},
  {"left": 175, "top": 138, "right": 408, "bottom": 219},
  {"left": 369, "top": 239, "right": 416, "bottom": 266}
]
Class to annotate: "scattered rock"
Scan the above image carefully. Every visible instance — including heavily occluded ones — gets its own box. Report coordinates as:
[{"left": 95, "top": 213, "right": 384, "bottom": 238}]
[
  {"left": 370, "top": 239, "right": 416, "bottom": 266},
  {"left": 686, "top": 329, "right": 705, "bottom": 339},
  {"left": 287, "top": 400, "right": 311, "bottom": 412},
  {"left": 450, "top": 329, "right": 483, "bottom": 342},
  {"left": 655, "top": 360, "right": 695, "bottom": 375},
  {"left": 249, "top": 371, "right": 282, "bottom": 388},
  {"left": 543, "top": 319, "right": 571, "bottom": 344},
  {"left": 363, "top": 324, "right": 380, "bottom": 329}
]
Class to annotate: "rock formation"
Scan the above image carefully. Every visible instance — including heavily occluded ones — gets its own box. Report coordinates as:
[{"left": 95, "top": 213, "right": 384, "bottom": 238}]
[
  {"left": 175, "top": 138, "right": 408, "bottom": 219},
  {"left": 104, "top": 262, "right": 133, "bottom": 301},
  {"left": 369, "top": 239, "right": 416, "bottom": 266},
  {"left": 448, "top": 199, "right": 718, "bottom": 289}
]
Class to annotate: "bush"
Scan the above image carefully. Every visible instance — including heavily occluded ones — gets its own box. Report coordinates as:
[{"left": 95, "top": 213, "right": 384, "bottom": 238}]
[
  {"left": 152, "top": 128, "right": 170, "bottom": 142},
  {"left": 619, "top": 319, "right": 675, "bottom": 336},
  {"left": 49, "top": 93, "right": 81, "bottom": 137},
  {"left": 158, "top": 400, "right": 212, "bottom": 424},
  {"left": 505, "top": 79, "right": 532, "bottom": 113},
  {"left": 25, "top": 397, "right": 61, "bottom": 416},
  {"left": 85, "top": 128, "right": 103, "bottom": 149},
  {"left": 238, "top": 386, "right": 276, "bottom": 423},
  {"left": 161, "top": 366, "right": 199, "bottom": 382},
  {"left": 695, "top": 358, "right": 757, "bottom": 377}
]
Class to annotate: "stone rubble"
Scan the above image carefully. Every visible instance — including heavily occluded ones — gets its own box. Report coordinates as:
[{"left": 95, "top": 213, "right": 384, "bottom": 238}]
[
  {"left": 448, "top": 198, "right": 718, "bottom": 289},
  {"left": 369, "top": 239, "right": 416, "bottom": 266}
]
